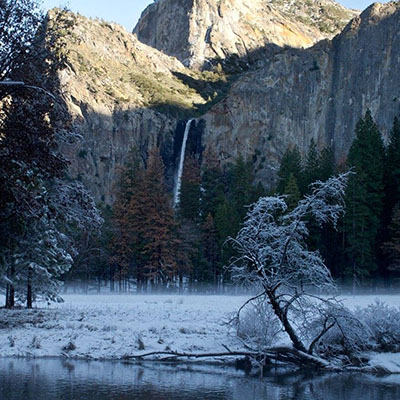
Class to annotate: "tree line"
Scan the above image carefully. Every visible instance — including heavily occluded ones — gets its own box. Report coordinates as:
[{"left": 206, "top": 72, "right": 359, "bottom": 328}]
[
  {"left": 68, "top": 146, "right": 265, "bottom": 291},
  {"left": 68, "top": 110, "right": 400, "bottom": 292},
  {"left": 276, "top": 110, "right": 400, "bottom": 288}
]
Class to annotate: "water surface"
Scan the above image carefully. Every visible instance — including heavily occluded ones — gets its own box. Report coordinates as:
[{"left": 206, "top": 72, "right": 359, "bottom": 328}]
[{"left": 0, "top": 358, "right": 400, "bottom": 400}]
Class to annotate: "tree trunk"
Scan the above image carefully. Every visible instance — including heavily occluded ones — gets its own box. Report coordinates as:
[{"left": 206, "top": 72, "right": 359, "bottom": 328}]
[
  {"left": 6, "top": 265, "right": 15, "bottom": 308},
  {"left": 27, "top": 267, "right": 33, "bottom": 309},
  {"left": 267, "top": 290, "right": 307, "bottom": 353},
  {"left": 110, "top": 267, "right": 115, "bottom": 292},
  {"left": 6, "top": 283, "right": 15, "bottom": 308}
]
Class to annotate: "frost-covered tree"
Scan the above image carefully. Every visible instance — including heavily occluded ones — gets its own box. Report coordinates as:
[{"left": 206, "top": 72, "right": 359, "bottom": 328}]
[
  {"left": 0, "top": 4, "right": 101, "bottom": 307},
  {"left": 1, "top": 174, "right": 102, "bottom": 307},
  {"left": 0, "top": 0, "right": 42, "bottom": 81},
  {"left": 228, "top": 173, "right": 350, "bottom": 355}
]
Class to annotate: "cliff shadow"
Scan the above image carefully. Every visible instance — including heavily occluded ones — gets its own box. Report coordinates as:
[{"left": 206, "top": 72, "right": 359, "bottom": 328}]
[{"left": 66, "top": 103, "right": 207, "bottom": 205}]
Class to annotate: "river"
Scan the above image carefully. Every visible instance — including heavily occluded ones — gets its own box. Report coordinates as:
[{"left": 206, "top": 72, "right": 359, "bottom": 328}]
[{"left": 0, "top": 358, "right": 400, "bottom": 400}]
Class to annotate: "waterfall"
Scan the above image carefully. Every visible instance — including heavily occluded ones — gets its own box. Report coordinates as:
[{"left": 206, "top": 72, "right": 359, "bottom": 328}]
[{"left": 173, "top": 119, "right": 193, "bottom": 207}]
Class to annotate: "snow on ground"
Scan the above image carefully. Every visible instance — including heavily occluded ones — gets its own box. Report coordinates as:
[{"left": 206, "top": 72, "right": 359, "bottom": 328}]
[
  {"left": 0, "top": 294, "right": 249, "bottom": 360},
  {"left": 1, "top": 293, "right": 400, "bottom": 372},
  {"left": 367, "top": 352, "right": 400, "bottom": 373},
  {"left": 339, "top": 294, "right": 400, "bottom": 309}
]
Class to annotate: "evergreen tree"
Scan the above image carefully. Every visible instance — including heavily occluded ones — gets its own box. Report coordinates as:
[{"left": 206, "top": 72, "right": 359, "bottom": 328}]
[
  {"left": 383, "top": 204, "right": 400, "bottom": 277},
  {"left": 344, "top": 110, "right": 385, "bottom": 285},
  {"left": 226, "top": 155, "right": 260, "bottom": 220},
  {"left": 175, "top": 219, "right": 199, "bottom": 287},
  {"left": 319, "top": 146, "right": 336, "bottom": 181},
  {"left": 214, "top": 198, "right": 240, "bottom": 272},
  {"left": 385, "top": 117, "right": 400, "bottom": 211},
  {"left": 201, "top": 213, "right": 220, "bottom": 284},
  {"left": 110, "top": 148, "right": 144, "bottom": 290},
  {"left": 284, "top": 173, "right": 301, "bottom": 211},
  {"left": 302, "top": 138, "right": 320, "bottom": 193},
  {"left": 381, "top": 117, "right": 400, "bottom": 283},
  {"left": 133, "top": 147, "right": 180, "bottom": 286},
  {"left": 200, "top": 147, "right": 225, "bottom": 219},
  {"left": 276, "top": 146, "right": 303, "bottom": 194},
  {"left": 0, "top": 8, "right": 100, "bottom": 307},
  {"left": 179, "top": 154, "right": 201, "bottom": 221}
]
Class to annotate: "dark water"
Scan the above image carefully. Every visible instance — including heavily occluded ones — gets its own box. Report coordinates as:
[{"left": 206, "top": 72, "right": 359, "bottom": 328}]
[{"left": 0, "top": 358, "right": 400, "bottom": 400}]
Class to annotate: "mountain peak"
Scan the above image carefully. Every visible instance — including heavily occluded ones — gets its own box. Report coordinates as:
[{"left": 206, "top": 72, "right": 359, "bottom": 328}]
[{"left": 133, "top": 0, "right": 358, "bottom": 69}]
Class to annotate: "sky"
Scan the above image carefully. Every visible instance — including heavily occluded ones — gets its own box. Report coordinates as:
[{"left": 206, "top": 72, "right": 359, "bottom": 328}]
[{"left": 40, "top": 1, "right": 388, "bottom": 32}]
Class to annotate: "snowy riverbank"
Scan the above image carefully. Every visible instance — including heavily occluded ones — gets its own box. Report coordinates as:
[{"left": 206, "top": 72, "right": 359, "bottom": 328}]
[{"left": 1, "top": 294, "right": 400, "bottom": 372}]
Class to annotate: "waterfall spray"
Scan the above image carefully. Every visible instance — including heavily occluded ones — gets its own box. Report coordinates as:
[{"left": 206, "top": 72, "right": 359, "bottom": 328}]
[{"left": 173, "top": 119, "right": 194, "bottom": 207}]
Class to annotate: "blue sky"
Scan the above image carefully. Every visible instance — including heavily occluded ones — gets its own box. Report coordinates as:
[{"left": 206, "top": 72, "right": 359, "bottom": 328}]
[{"left": 41, "top": 1, "right": 387, "bottom": 31}]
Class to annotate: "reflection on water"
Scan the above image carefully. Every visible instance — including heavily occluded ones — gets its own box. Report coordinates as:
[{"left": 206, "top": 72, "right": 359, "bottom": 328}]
[{"left": 0, "top": 358, "right": 400, "bottom": 400}]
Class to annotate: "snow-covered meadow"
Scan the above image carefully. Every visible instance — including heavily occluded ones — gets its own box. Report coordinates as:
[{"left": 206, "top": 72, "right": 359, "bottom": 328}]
[
  {"left": 0, "top": 294, "right": 248, "bottom": 360},
  {"left": 1, "top": 294, "right": 400, "bottom": 372}
]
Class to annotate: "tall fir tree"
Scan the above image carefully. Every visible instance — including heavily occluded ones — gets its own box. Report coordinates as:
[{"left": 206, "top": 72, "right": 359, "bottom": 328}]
[
  {"left": 201, "top": 213, "right": 220, "bottom": 284},
  {"left": 284, "top": 173, "right": 301, "bottom": 211},
  {"left": 179, "top": 154, "right": 201, "bottom": 221},
  {"left": 200, "top": 147, "right": 225, "bottom": 219},
  {"left": 302, "top": 138, "right": 320, "bottom": 193},
  {"left": 226, "top": 155, "right": 261, "bottom": 220},
  {"left": 319, "top": 146, "right": 336, "bottom": 181},
  {"left": 344, "top": 110, "right": 385, "bottom": 285},
  {"left": 110, "top": 148, "right": 144, "bottom": 290},
  {"left": 383, "top": 204, "right": 400, "bottom": 277},
  {"left": 137, "top": 147, "right": 180, "bottom": 286},
  {"left": 381, "top": 117, "right": 400, "bottom": 283},
  {"left": 276, "top": 146, "right": 303, "bottom": 194},
  {"left": 384, "top": 117, "right": 400, "bottom": 212}
]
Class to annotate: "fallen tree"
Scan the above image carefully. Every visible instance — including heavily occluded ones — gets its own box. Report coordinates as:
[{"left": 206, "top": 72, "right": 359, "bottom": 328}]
[
  {"left": 124, "top": 174, "right": 400, "bottom": 372},
  {"left": 222, "top": 173, "right": 372, "bottom": 369},
  {"left": 123, "top": 346, "right": 336, "bottom": 370}
]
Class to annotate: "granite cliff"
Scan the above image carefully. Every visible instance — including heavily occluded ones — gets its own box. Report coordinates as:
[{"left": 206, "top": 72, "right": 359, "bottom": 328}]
[
  {"left": 200, "top": 2, "right": 400, "bottom": 186},
  {"left": 51, "top": 10, "right": 225, "bottom": 203},
  {"left": 46, "top": 2, "right": 400, "bottom": 202},
  {"left": 134, "top": 0, "right": 357, "bottom": 69}
]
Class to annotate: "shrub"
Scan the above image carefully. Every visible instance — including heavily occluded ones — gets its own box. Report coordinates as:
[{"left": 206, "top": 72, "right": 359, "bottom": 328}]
[
  {"left": 235, "top": 298, "right": 282, "bottom": 350},
  {"left": 358, "top": 300, "right": 400, "bottom": 352}
]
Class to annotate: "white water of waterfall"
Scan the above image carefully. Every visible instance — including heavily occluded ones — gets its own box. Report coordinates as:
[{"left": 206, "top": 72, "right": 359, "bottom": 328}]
[{"left": 173, "top": 119, "right": 193, "bottom": 207}]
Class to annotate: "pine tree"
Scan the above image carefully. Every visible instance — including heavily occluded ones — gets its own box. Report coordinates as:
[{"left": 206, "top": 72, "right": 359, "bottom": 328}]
[
  {"left": 200, "top": 147, "right": 225, "bottom": 219},
  {"left": 344, "top": 110, "right": 385, "bottom": 285},
  {"left": 284, "top": 173, "right": 301, "bottom": 211},
  {"left": 381, "top": 117, "right": 400, "bottom": 283},
  {"left": 319, "top": 146, "right": 336, "bottom": 181},
  {"left": 226, "top": 155, "right": 260, "bottom": 220},
  {"left": 302, "top": 138, "right": 320, "bottom": 193},
  {"left": 201, "top": 213, "right": 220, "bottom": 284},
  {"left": 179, "top": 154, "right": 201, "bottom": 221},
  {"left": 276, "top": 146, "right": 303, "bottom": 194},
  {"left": 135, "top": 147, "right": 180, "bottom": 286},
  {"left": 110, "top": 148, "right": 144, "bottom": 290},
  {"left": 385, "top": 117, "right": 400, "bottom": 211},
  {"left": 383, "top": 204, "right": 400, "bottom": 276}
]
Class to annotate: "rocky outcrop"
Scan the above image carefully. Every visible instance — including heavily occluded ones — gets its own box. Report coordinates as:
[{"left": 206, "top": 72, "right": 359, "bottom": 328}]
[
  {"left": 134, "top": 0, "right": 357, "bottom": 69},
  {"left": 200, "top": 2, "right": 400, "bottom": 187},
  {"left": 51, "top": 10, "right": 210, "bottom": 203},
  {"left": 49, "top": 2, "right": 400, "bottom": 201}
]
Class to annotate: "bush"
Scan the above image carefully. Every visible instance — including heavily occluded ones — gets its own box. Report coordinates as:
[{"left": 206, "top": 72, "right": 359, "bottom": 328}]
[
  {"left": 309, "top": 300, "right": 400, "bottom": 359},
  {"left": 358, "top": 300, "right": 400, "bottom": 352},
  {"left": 235, "top": 298, "right": 282, "bottom": 350},
  {"left": 307, "top": 303, "right": 371, "bottom": 360}
]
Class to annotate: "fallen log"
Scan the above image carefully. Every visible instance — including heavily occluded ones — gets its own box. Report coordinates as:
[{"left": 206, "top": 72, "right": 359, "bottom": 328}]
[{"left": 123, "top": 346, "right": 338, "bottom": 370}]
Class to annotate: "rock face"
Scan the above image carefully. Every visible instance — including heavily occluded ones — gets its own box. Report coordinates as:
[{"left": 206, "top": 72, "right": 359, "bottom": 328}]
[
  {"left": 49, "top": 2, "right": 400, "bottom": 202},
  {"left": 51, "top": 11, "right": 209, "bottom": 203},
  {"left": 200, "top": 2, "right": 400, "bottom": 187},
  {"left": 134, "top": 0, "right": 357, "bottom": 69}
]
